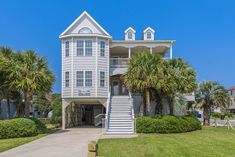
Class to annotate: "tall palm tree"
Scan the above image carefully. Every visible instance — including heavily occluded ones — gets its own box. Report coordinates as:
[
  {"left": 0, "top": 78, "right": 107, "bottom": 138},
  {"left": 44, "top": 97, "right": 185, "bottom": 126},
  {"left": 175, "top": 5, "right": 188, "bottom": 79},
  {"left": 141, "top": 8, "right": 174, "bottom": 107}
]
[
  {"left": 163, "top": 58, "right": 196, "bottom": 115},
  {"left": 124, "top": 52, "right": 164, "bottom": 115},
  {"left": 0, "top": 50, "right": 55, "bottom": 117},
  {"left": 195, "top": 81, "right": 228, "bottom": 126}
]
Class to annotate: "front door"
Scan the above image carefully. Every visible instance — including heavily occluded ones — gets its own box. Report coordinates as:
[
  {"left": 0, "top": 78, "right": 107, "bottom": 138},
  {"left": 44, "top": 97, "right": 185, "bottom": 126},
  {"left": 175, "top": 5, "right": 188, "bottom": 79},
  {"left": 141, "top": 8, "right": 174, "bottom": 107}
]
[{"left": 111, "top": 80, "right": 119, "bottom": 96}]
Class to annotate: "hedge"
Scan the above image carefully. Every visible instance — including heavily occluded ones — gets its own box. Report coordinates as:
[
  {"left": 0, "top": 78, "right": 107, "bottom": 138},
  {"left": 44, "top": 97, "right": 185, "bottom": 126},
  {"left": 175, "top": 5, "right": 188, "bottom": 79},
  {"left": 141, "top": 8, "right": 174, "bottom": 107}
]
[
  {"left": 136, "top": 115, "right": 201, "bottom": 133},
  {"left": 0, "top": 118, "right": 38, "bottom": 139},
  {"left": 30, "top": 118, "right": 48, "bottom": 134}
]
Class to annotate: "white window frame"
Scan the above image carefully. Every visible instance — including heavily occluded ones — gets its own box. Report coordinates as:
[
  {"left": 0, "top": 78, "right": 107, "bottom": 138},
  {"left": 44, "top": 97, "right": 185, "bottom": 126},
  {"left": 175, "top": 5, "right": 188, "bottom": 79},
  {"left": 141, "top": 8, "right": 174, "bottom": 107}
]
[
  {"left": 65, "top": 41, "right": 70, "bottom": 57},
  {"left": 127, "top": 32, "right": 132, "bottom": 39},
  {"left": 146, "top": 32, "right": 152, "bottom": 39},
  {"left": 76, "top": 40, "right": 93, "bottom": 56},
  {"left": 85, "top": 71, "right": 92, "bottom": 87},
  {"left": 100, "top": 40, "right": 105, "bottom": 57},
  {"left": 76, "top": 71, "right": 83, "bottom": 87},
  {"left": 65, "top": 71, "right": 69, "bottom": 87},
  {"left": 76, "top": 40, "right": 84, "bottom": 56},
  {"left": 100, "top": 71, "right": 105, "bottom": 87},
  {"left": 85, "top": 40, "right": 92, "bottom": 56}
]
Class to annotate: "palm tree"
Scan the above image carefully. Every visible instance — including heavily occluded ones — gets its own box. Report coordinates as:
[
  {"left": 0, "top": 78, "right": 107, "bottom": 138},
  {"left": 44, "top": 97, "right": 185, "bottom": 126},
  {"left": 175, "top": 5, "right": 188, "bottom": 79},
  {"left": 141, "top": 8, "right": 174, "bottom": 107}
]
[
  {"left": 195, "top": 81, "right": 228, "bottom": 126},
  {"left": 163, "top": 58, "right": 196, "bottom": 115},
  {"left": 124, "top": 52, "right": 164, "bottom": 115},
  {"left": 0, "top": 50, "right": 55, "bottom": 117}
]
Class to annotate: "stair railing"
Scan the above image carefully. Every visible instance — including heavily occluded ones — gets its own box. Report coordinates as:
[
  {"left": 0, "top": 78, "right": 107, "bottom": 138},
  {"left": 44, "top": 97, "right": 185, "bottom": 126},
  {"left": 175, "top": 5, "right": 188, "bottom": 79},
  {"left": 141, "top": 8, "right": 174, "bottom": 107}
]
[
  {"left": 129, "top": 91, "right": 136, "bottom": 134},
  {"left": 94, "top": 113, "right": 105, "bottom": 127},
  {"left": 105, "top": 87, "right": 111, "bottom": 133}
]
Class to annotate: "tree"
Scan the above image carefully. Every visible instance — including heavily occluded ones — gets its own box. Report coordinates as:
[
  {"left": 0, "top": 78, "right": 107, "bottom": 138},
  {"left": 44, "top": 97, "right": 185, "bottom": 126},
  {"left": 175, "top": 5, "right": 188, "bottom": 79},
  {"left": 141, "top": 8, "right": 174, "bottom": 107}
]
[
  {"left": 50, "top": 93, "right": 62, "bottom": 124},
  {"left": 195, "top": 81, "right": 229, "bottom": 126},
  {"left": 163, "top": 58, "right": 196, "bottom": 115},
  {"left": 124, "top": 52, "right": 164, "bottom": 115},
  {"left": 33, "top": 92, "right": 53, "bottom": 117},
  {"left": 0, "top": 50, "right": 55, "bottom": 117}
]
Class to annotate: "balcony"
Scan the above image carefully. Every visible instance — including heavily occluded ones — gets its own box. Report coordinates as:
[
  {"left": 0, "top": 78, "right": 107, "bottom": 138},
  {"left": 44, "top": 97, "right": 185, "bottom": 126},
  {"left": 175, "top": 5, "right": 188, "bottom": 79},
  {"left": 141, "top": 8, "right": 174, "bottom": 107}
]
[{"left": 110, "top": 58, "right": 129, "bottom": 68}]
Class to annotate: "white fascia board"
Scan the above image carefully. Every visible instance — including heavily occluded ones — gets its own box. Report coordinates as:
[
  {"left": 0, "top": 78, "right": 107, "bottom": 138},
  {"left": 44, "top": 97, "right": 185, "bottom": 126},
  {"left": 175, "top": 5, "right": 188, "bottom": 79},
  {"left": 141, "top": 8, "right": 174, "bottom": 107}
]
[
  {"left": 59, "top": 34, "right": 112, "bottom": 39},
  {"left": 144, "top": 27, "right": 155, "bottom": 33},
  {"left": 59, "top": 11, "right": 111, "bottom": 38},
  {"left": 124, "top": 27, "right": 136, "bottom": 33}
]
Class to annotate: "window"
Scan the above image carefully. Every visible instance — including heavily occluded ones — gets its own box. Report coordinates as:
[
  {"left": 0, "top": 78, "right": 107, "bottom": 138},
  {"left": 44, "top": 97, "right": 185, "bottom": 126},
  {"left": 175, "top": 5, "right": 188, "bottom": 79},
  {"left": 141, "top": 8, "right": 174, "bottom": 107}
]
[
  {"left": 65, "top": 72, "right": 69, "bottom": 87},
  {"left": 76, "top": 71, "right": 83, "bottom": 87},
  {"left": 77, "top": 40, "right": 84, "bottom": 56},
  {"left": 85, "top": 40, "right": 92, "bottom": 56},
  {"left": 128, "top": 32, "right": 132, "bottom": 39},
  {"left": 100, "top": 72, "right": 105, "bottom": 87},
  {"left": 100, "top": 41, "right": 105, "bottom": 57},
  {"left": 78, "top": 27, "right": 92, "bottom": 34},
  {"left": 147, "top": 32, "right": 151, "bottom": 39},
  {"left": 85, "top": 71, "right": 92, "bottom": 87},
  {"left": 65, "top": 41, "right": 70, "bottom": 57}
]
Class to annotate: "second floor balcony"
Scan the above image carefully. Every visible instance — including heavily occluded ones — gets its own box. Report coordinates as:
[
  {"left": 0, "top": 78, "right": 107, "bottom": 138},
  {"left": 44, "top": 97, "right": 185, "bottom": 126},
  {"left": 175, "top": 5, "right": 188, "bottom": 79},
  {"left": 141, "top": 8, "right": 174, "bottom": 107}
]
[{"left": 110, "top": 58, "right": 130, "bottom": 68}]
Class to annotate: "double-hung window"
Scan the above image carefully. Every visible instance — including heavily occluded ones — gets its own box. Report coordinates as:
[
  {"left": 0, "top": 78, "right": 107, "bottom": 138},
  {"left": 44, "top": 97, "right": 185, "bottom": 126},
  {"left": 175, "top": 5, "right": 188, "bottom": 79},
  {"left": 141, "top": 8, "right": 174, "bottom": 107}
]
[
  {"left": 128, "top": 32, "right": 132, "bottom": 39},
  {"left": 65, "top": 41, "right": 70, "bottom": 57},
  {"left": 85, "top": 71, "right": 92, "bottom": 86},
  {"left": 76, "top": 71, "right": 83, "bottom": 87},
  {"left": 147, "top": 32, "right": 151, "bottom": 39},
  {"left": 100, "top": 71, "right": 105, "bottom": 87},
  {"left": 77, "top": 40, "right": 84, "bottom": 56},
  {"left": 65, "top": 72, "right": 69, "bottom": 87},
  {"left": 100, "top": 41, "right": 105, "bottom": 57},
  {"left": 85, "top": 40, "right": 92, "bottom": 56}
]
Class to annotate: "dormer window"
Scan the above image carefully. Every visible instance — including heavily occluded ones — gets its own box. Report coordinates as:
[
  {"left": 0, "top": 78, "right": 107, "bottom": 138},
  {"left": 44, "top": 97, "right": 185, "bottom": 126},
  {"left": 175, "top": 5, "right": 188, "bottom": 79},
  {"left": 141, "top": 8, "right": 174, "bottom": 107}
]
[
  {"left": 124, "top": 27, "right": 136, "bottom": 40},
  {"left": 143, "top": 27, "right": 155, "bottom": 40},
  {"left": 146, "top": 32, "right": 151, "bottom": 39},
  {"left": 128, "top": 32, "right": 132, "bottom": 39}
]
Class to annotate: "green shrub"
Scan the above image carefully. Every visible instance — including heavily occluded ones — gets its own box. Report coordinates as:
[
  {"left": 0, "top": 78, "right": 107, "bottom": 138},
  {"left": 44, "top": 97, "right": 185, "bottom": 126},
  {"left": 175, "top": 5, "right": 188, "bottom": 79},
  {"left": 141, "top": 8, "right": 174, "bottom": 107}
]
[
  {"left": 29, "top": 118, "right": 48, "bottom": 133},
  {"left": 38, "top": 118, "right": 51, "bottom": 125},
  {"left": 0, "top": 118, "right": 38, "bottom": 139},
  {"left": 136, "top": 115, "right": 201, "bottom": 133},
  {"left": 212, "top": 112, "right": 221, "bottom": 118},
  {"left": 224, "top": 112, "right": 234, "bottom": 118}
]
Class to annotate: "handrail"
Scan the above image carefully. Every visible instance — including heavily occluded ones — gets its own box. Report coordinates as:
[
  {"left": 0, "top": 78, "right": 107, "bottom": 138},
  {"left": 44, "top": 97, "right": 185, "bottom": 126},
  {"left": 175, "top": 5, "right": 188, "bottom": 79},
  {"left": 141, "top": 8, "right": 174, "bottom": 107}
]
[
  {"left": 110, "top": 58, "right": 130, "bottom": 68},
  {"left": 94, "top": 114, "right": 105, "bottom": 126},
  {"left": 105, "top": 87, "right": 111, "bottom": 132},
  {"left": 129, "top": 91, "right": 136, "bottom": 133}
]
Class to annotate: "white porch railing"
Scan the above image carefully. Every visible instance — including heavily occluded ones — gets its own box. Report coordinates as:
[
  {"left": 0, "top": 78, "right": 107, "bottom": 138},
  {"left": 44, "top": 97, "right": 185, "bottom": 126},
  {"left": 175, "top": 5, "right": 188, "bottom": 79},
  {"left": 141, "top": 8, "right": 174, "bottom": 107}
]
[
  {"left": 94, "top": 114, "right": 105, "bottom": 126},
  {"left": 129, "top": 91, "right": 136, "bottom": 133},
  {"left": 104, "top": 88, "right": 111, "bottom": 133},
  {"left": 110, "top": 58, "right": 129, "bottom": 68}
]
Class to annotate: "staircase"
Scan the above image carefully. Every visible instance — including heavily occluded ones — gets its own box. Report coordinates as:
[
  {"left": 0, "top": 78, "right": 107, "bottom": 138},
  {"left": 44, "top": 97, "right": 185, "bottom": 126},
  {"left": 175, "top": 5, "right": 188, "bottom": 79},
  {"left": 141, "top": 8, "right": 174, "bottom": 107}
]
[{"left": 105, "top": 95, "right": 135, "bottom": 134}]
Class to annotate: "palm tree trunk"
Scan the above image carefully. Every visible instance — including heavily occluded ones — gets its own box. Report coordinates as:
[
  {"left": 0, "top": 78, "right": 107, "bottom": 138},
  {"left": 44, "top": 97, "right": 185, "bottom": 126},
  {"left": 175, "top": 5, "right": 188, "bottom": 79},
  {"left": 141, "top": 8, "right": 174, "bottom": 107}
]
[
  {"left": 145, "top": 89, "right": 151, "bottom": 115},
  {"left": 24, "top": 91, "right": 30, "bottom": 117},
  {"left": 142, "top": 93, "right": 147, "bottom": 116},
  {"left": 155, "top": 91, "right": 163, "bottom": 114},
  {"left": 168, "top": 97, "right": 174, "bottom": 115},
  {"left": 6, "top": 96, "right": 11, "bottom": 119}
]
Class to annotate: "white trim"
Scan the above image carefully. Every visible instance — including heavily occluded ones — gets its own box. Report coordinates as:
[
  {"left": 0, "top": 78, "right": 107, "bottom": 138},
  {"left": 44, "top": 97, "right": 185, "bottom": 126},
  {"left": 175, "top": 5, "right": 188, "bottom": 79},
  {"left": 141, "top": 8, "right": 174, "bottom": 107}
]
[
  {"left": 71, "top": 37, "right": 74, "bottom": 97},
  {"left": 124, "top": 27, "right": 136, "bottom": 33},
  {"left": 61, "top": 40, "right": 64, "bottom": 98},
  {"left": 96, "top": 37, "right": 98, "bottom": 97},
  {"left": 107, "top": 39, "right": 110, "bottom": 97},
  {"left": 60, "top": 11, "right": 111, "bottom": 37},
  {"left": 60, "top": 34, "right": 112, "bottom": 39},
  {"left": 143, "top": 27, "right": 155, "bottom": 33}
]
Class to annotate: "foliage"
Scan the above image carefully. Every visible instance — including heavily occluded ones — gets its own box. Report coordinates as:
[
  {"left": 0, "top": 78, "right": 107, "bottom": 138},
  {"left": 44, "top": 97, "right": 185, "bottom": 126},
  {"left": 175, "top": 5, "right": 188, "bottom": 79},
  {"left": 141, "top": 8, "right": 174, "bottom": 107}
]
[
  {"left": 29, "top": 118, "right": 48, "bottom": 134},
  {"left": 0, "top": 48, "right": 55, "bottom": 117},
  {"left": 50, "top": 93, "right": 62, "bottom": 124},
  {"left": 136, "top": 115, "right": 201, "bottom": 133},
  {"left": 195, "top": 81, "right": 229, "bottom": 125},
  {"left": 224, "top": 112, "right": 234, "bottom": 118},
  {"left": 0, "top": 118, "right": 38, "bottom": 139},
  {"left": 212, "top": 112, "right": 221, "bottom": 118}
]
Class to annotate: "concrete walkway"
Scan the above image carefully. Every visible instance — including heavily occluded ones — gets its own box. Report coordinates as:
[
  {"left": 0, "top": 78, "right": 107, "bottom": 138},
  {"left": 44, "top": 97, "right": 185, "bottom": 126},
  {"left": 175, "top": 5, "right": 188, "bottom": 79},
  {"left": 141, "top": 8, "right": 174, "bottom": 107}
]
[{"left": 0, "top": 128, "right": 102, "bottom": 157}]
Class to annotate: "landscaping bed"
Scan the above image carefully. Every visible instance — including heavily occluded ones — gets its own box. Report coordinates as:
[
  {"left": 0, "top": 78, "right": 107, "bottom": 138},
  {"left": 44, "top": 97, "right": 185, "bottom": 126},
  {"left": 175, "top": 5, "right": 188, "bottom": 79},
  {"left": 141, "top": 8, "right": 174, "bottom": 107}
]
[
  {"left": 98, "top": 127, "right": 235, "bottom": 157},
  {"left": 136, "top": 115, "right": 201, "bottom": 133}
]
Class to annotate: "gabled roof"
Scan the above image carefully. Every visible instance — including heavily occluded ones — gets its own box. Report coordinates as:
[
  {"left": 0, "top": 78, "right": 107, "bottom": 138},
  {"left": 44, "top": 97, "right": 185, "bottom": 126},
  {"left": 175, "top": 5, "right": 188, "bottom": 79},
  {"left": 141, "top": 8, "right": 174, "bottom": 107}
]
[
  {"left": 144, "top": 27, "right": 155, "bottom": 33},
  {"left": 227, "top": 86, "right": 235, "bottom": 91},
  {"left": 60, "top": 11, "right": 110, "bottom": 37},
  {"left": 124, "top": 27, "right": 136, "bottom": 33}
]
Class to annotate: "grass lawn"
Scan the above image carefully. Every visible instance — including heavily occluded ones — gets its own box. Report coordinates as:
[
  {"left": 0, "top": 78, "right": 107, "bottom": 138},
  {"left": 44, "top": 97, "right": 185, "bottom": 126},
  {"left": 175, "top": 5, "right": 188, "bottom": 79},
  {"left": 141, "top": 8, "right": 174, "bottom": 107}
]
[{"left": 98, "top": 127, "right": 235, "bottom": 157}]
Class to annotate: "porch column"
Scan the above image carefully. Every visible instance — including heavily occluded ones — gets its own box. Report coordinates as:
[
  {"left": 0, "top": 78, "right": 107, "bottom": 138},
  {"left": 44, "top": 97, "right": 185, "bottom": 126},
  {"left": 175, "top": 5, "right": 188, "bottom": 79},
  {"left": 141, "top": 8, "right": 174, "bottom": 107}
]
[
  {"left": 62, "top": 99, "right": 71, "bottom": 130},
  {"left": 150, "top": 47, "right": 152, "bottom": 54},
  {"left": 128, "top": 47, "right": 131, "bottom": 58}
]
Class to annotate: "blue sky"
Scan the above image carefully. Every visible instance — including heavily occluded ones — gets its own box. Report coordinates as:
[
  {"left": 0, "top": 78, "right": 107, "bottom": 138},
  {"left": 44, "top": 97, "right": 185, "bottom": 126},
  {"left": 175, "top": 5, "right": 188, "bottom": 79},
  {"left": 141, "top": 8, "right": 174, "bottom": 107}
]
[{"left": 0, "top": 0, "right": 235, "bottom": 93}]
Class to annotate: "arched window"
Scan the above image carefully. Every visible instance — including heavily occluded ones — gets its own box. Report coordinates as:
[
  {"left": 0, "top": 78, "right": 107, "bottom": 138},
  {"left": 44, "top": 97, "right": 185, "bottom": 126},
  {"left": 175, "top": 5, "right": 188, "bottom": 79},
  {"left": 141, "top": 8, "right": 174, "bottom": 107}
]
[
  {"left": 128, "top": 32, "right": 132, "bottom": 39},
  {"left": 147, "top": 32, "right": 152, "bottom": 39},
  {"left": 78, "top": 27, "right": 93, "bottom": 34}
]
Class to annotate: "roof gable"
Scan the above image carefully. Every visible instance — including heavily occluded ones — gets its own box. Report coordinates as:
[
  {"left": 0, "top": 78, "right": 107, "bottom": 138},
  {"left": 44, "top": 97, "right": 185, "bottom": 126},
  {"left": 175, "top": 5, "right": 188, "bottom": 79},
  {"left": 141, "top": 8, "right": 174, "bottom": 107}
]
[
  {"left": 124, "top": 27, "right": 136, "bottom": 33},
  {"left": 60, "top": 11, "right": 110, "bottom": 37},
  {"left": 144, "top": 27, "right": 155, "bottom": 33}
]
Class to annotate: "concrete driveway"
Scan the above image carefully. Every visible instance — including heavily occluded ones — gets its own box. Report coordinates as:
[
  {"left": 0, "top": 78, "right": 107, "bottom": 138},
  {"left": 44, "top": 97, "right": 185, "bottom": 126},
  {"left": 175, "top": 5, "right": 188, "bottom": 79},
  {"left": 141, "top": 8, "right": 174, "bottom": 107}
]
[{"left": 0, "top": 128, "right": 102, "bottom": 157}]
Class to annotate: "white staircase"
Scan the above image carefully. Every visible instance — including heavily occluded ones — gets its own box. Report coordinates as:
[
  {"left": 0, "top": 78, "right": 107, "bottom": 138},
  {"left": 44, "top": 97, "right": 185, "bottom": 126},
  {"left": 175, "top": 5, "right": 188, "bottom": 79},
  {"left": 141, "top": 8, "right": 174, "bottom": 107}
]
[{"left": 105, "top": 95, "right": 135, "bottom": 134}]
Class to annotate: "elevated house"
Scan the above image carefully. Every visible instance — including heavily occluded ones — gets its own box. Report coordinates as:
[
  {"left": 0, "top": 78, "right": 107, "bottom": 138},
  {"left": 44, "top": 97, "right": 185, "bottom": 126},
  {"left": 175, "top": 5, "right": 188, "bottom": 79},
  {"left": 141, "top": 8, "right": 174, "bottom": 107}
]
[
  {"left": 227, "top": 86, "right": 235, "bottom": 113},
  {"left": 60, "top": 11, "right": 179, "bottom": 134}
]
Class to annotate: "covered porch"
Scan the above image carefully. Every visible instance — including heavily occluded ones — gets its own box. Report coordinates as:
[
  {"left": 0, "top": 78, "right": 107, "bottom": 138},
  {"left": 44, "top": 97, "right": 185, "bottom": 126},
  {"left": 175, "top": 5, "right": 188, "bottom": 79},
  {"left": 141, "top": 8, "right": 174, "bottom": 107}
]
[{"left": 62, "top": 98, "right": 107, "bottom": 129}]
